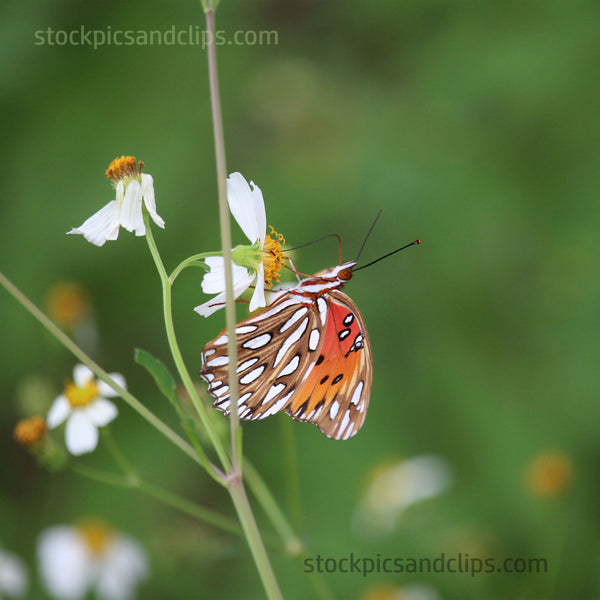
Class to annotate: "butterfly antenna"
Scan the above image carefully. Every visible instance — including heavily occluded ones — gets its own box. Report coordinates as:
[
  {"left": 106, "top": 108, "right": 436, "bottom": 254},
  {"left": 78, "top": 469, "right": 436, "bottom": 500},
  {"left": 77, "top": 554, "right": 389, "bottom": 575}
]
[
  {"left": 354, "top": 239, "right": 421, "bottom": 272},
  {"left": 355, "top": 209, "right": 383, "bottom": 262},
  {"left": 286, "top": 233, "right": 342, "bottom": 264}
]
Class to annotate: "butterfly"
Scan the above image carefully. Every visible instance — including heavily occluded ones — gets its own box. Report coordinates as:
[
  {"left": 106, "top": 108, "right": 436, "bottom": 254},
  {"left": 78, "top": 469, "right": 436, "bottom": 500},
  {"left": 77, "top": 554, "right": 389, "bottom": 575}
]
[{"left": 199, "top": 261, "right": 372, "bottom": 440}]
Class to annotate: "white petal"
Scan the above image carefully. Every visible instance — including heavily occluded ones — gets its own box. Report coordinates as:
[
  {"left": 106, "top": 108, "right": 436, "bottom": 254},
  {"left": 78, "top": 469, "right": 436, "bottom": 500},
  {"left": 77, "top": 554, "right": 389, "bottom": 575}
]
[
  {"left": 83, "top": 398, "right": 118, "bottom": 427},
  {"left": 194, "top": 267, "right": 255, "bottom": 318},
  {"left": 0, "top": 548, "right": 28, "bottom": 596},
  {"left": 95, "top": 536, "right": 149, "bottom": 600},
  {"left": 118, "top": 180, "right": 144, "bottom": 235},
  {"left": 97, "top": 373, "right": 126, "bottom": 398},
  {"left": 38, "top": 526, "right": 91, "bottom": 600},
  {"left": 226, "top": 172, "right": 266, "bottom": 245},
  {"left": 67, "top": 201, "right": 121, "bottom": 247},
  {"left": 249, "top": 263, "right": 266, "bottom": 312},
  {"left": 65, "top": 412, "right": 99, "bottom": 456},
  {"left": 47, "top": 395, "right": 72, "bottom": 428},
  {"left": 140, "top": 174, "right": 165, "bottom": 229},
  {"left": 73, "top": 364, "right": 94, "bottom": 387},
  {"left": 201, "top": 257, "right": 253, "bottom": 295}
]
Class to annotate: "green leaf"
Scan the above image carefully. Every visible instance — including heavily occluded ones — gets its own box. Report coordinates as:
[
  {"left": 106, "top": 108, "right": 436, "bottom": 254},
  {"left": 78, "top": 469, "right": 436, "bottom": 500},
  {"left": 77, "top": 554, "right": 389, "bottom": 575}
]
[{"left": 134, "top": 348, "right": 177, "bottom": 406}]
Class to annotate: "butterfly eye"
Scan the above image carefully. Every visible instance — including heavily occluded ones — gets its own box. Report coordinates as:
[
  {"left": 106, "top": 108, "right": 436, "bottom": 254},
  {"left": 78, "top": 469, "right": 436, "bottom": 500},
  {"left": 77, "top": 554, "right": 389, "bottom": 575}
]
[{"left": 338, "top": 268, "right": 353, "bottom": 281}]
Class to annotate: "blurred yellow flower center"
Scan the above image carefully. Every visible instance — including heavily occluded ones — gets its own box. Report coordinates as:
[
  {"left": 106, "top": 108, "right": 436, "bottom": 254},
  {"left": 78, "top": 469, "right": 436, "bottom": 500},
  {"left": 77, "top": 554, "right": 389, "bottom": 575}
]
[
  {"left": 526, "top": 452, "right": 572, "bottom": 496},
  {"left": 77, "top": 519, "right": 113, "bottom": 555},
  {"left": 261, "top": 227, "right": 286, "bottom": 288},
  {"left": 65, "top": 379, "right": 99, "bottom": 408},
  {"left": 46, "top": 282, "right": 90, "bottom": 328},
  {"left": 105, "top": 155, "right": 143, "bottom": 185},
  {"left": 14, "top": 416, "right": 47, "bottom": 447}
]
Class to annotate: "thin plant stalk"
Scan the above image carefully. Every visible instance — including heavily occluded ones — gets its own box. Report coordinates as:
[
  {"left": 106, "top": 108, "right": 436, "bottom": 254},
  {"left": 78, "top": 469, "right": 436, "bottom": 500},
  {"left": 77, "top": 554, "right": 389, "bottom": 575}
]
[
  {"left": 204, "top": 5, "right": 243, "bottom": 473},
  {"left": 202, "top": 5, "right": 283, "bottom": 598}
]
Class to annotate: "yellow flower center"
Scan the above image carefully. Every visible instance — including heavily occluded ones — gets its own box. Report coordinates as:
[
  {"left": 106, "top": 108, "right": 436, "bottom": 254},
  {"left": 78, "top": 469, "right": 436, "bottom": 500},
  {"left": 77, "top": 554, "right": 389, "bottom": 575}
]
[
  {"left": 105, "top": 155, "right": 143, "bottom": 186},
  {"left": 65, "top": 378, "right": 99, "bottom": 408},
  {"left": 526, "top": 452, "right": 572, "bottom": 496},
  {"left": 261, "top": 227, "right": 286, "bottom": 289},
  {"left": 77, "top": 519, "right": 113, "bottom": 556},
  {"left": 14, "top": 416, "right": 47, "bottom": 447}
]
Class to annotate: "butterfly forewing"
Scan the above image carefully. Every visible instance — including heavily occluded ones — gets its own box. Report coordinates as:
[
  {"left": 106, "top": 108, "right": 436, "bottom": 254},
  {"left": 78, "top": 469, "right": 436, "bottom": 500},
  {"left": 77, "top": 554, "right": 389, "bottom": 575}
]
[{"left": 200, "top": 263, "right": 373, "bottom": 440}]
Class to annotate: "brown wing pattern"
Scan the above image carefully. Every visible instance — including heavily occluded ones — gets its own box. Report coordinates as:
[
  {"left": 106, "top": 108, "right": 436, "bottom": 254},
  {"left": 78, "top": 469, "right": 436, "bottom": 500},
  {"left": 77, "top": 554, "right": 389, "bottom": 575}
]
[{"left": 199, "top": 290, "right": 372, "bottom": 440}]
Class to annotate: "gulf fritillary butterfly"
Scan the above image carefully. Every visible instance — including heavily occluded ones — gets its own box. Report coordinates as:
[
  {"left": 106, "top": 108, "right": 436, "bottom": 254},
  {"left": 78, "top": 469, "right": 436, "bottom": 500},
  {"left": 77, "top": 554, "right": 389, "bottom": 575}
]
[{"left": 199, "top": 261, "right": 371, "bottom": 440}]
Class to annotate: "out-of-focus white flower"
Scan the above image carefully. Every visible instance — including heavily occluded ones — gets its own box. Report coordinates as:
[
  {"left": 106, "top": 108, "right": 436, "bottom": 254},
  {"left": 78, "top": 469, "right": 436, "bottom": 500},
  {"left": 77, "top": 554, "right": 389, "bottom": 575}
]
[
  {"left": 194, "top": 172, "right": 285, "bottom": 317},
  {"left": 0, "top": 547, "right": 28, "bottom": 599},
  {"left": 360, "top": 583, "right": 442, "bottom": 600},
  {"left": 353, "top": 455, "right": 453, "bottom": 539},
  {"left": 68, "top": 156, "right": 164, "bottom": 247},
  {"left": 38, "top": 520, "right": 149, "bottom": 600},
  {"left": 47, "top": 364, "right": 124, "bottom": 456}
]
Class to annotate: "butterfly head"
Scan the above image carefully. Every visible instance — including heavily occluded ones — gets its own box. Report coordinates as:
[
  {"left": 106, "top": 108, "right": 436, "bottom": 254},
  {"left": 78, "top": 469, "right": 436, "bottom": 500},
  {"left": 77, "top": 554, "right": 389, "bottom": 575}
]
[{"left": 313, "top": 261, "right": 356, "bottom": 282}]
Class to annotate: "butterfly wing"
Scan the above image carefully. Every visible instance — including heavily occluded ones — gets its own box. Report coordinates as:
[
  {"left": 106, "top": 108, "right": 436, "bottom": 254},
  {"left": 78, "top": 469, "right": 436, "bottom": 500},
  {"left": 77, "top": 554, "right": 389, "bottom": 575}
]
[{"left": 200, "top": 290, "right": 372, "bottom": 440}]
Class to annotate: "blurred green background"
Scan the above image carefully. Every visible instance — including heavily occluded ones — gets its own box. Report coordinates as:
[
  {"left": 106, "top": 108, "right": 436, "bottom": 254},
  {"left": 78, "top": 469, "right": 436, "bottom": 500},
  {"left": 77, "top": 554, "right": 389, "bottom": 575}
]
[{"left": 1, "top": 0, "right": 599, "bottom": 598}]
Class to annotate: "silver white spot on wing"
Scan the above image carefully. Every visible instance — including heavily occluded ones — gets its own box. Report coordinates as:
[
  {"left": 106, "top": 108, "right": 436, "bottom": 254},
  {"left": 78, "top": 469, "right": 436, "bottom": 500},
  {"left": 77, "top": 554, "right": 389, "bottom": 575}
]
[
  {"left": 278, "top": 355, "right": 300, "bottom": 377},
  {"left": 239, "top": 365, "right": 266, "bottom": 385},
  {"left": 206, "top": 355, "right": 229, "bottom": 367},
  {"left": 343, "top": 313, "right": 354, "bottom": 326},
  {"left": 213, "top": 385, "right": 230, "bottom": 397},
  {"left": 329, "top": 400, "right": 340, "bottom": 420},
  {"left": 338, "top": 328, "right": 351, "bottom": 341},
  {"left": 316, "top": 297, "right": 328, "bottom": 327},
  {"left": 279, "top": 307, "right": 308, "bottom": 333},
  {"left": 237, "top": 357, "right": 259, "bottom": 373},
  {"left": 262, "top": 383, "right": 286, "bottom": 405},
  {"left": 204, "top": 349, "right": 216, "bottom": 357},
  {"left": 214, "top": 334, "right": 228, "bottom": 346},
  {"left": 308, "top": 329, "right": 320, "bottom": 352},
  {"left": 263, "top": 390, "right": 294, "bottom": 418},
  {"left": 202, "top": 372, "right": 215, "bottom": 382},
  {"left": 351, "top": 381, "right": 364, "bottom": 405},
  {"left": 236, "top": 324, "right": 259, "bottom": 334},
  {"left": 242, "top": 333, "right": 272, "bottom": 350},
  {"left": 337, "top": 410, "right": 351, "bottom": 437},
  {"left": 274, "top": 316, "right": 309, "bottom": 367}
]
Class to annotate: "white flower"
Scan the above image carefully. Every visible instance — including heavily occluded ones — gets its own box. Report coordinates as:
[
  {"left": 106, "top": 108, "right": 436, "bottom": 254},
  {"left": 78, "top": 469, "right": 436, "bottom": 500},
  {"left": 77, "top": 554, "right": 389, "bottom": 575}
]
[
  {"left": 38, "top": 521, "right": 149, "bottom": 600},
  {"left": 68, "top": 156, "right": 164, "bottom": 247},
  {"left": 0, "top": 547, "right": 28, "bottom": 599},
  {"left": 194, "top": 172, "right": 285, "bottom": 317},
  {"left": 353, "top": 455, "right": 453, "bottom": 539},
  {"left": 47, "top": 364, "right": 124, "bottom": 456}
]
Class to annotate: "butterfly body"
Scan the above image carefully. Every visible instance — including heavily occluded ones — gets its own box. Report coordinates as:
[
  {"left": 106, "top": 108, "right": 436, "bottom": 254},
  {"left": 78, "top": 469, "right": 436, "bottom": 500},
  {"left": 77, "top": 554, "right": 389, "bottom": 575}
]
[{"left": 200, "top": 261, "right": 372, "bottom": 440}]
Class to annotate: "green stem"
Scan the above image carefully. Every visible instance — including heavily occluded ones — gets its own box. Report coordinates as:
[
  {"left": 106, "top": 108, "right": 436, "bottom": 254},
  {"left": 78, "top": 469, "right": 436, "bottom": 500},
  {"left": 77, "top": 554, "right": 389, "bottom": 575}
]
[
  {"left": 280, "top": 417, "right": 304, "bottom": 533},
  {"left": 244, "top": 460, "right": 304, "bottom": 557},
  {"left": 70, "top": 465, "right": 242, "bottom": 537},
  {"left": 228, "top": 477, "right": 283, "bottom": 600},
  {"left": 169, "top": 251, "right": 221, "bottom": 283},
  {"left": 204, "top": 5, "right": 242, "bottom": 473},
  {"left": 143, "top": 214, "right": 231, "bottom": 477},
  {"left": 0, "top": 270, "right": 203, "bottom": 469}
]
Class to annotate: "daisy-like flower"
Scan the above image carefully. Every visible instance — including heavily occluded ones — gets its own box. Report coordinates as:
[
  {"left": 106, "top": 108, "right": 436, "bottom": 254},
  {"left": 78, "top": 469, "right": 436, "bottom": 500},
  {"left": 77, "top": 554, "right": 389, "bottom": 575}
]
[
  {"left": 194, "top": 172, "right": 286, "bottom": 317},
  {"left": 0, "top": 547, "right": 28, "bottom": 599},
  {"left": 38, "top": 520, "right": 149, "bottom": 600},
  {"left": 353, "top": 455, "right": 453, "bottom": 539},
  {"left": 68, "top": 156, "right": 164, "bottom": 247},
  {"left": 47, "top": 364, "right": 124, "bottom": 456}
]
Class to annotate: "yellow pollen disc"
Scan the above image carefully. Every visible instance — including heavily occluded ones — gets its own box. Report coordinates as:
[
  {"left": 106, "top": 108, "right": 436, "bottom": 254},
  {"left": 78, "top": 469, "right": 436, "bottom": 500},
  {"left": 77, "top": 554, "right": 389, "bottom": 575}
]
[
  {"left": 77, "top": 519, "right": 113, "bottom": 555},
  {"left": 261, "top": 227, "right": 286, "bottom": 289},
  {"left": 526, "top": 452, "right": 572, "bottom": 496},
  {"left": 65, "top": 379, "right": 99, "bottom": 408},
  {"left": 14, "top": 416, "right": 47, "bottom": 447},
  {"left": 105, "top": 156, "right": 138, "bottom": 182}
]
